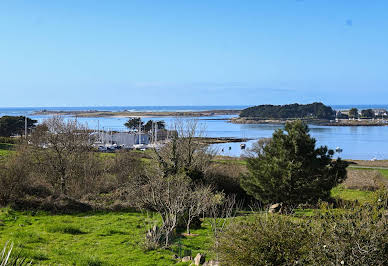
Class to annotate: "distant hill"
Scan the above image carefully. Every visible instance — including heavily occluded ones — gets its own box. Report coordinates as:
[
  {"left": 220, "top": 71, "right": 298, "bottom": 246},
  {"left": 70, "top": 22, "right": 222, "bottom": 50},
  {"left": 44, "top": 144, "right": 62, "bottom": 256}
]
[{"left": 239, "top": 102, "right": 335, "bottom": 120}]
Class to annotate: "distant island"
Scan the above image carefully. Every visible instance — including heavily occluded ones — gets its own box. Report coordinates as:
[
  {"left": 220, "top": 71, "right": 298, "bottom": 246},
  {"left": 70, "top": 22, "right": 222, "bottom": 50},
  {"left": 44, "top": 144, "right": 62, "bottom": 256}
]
[{"left": 231, "top": 102, "right": 388, "bottom": 126}]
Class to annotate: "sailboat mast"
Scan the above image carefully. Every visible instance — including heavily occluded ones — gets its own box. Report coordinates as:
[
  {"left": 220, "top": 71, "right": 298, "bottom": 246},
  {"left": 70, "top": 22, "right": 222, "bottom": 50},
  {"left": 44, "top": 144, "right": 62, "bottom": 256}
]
[
  {"left": 24, "top": 115, "right": 27, "bottom": 139},
  {"left": 138, "top": 121, "right": 141, "bottom": 144},
  {"left": 155, "top": 122, "right": 158, "bottom": 143}
]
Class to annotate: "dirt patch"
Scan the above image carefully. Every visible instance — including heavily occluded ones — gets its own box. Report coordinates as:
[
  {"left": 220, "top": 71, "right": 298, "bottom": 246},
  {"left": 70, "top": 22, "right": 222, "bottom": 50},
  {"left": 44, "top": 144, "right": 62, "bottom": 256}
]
[
  {"left": 11, "top": 194, "right": 93, "bottom": 213},
  {"left": 181, "top": 233, "right": 199, "bottom": 237},
  {"left": 344, "top": 170, "right": 384, "bottom": 190},
  {"left": 348, "top": 160, "right": 388, "bottom": 168}
]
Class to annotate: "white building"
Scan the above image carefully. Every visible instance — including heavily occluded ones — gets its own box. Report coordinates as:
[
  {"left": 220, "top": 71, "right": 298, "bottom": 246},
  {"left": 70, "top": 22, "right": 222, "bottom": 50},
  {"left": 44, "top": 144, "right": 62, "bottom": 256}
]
[{"left": 97, "top": 132, "right": 150, "bottom": 148}]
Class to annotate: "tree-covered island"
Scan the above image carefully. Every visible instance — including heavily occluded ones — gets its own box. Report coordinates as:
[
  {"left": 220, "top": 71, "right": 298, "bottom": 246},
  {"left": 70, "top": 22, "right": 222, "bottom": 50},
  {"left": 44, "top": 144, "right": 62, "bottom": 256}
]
[
  {"left": 232, "top": 102, "right": 388, "bottom": 126},
  {"left": 239, "top": 102, "right": 335, "bottom": 120}
]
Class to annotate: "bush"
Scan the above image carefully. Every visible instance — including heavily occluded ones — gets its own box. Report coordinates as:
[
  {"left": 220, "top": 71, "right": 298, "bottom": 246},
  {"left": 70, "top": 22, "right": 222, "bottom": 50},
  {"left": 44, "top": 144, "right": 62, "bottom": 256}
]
[
  {"left": 216, "top": 214, "right": 313, "bottom": 265},
  {"left": 205, "top": 162, "right": 250, "bottom": 201},
  {"left": 0, "top": 148, "right": 33, "bottom": 205},
  {"left": 217, "top": 202, "right": 388, "bottom": 265},
  {"left": 304, "top": 203, "right": 388, "bottom": 265}
]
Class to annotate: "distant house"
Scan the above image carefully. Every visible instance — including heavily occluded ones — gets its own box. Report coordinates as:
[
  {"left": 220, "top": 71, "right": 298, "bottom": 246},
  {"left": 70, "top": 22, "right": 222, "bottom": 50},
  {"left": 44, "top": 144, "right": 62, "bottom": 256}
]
[
  {"left": 95, "top": 129, "right": 175, "bottom": 148},
  {"left": 336, "top": 111, "right": 348, "bottom": 119},
  {"left": 373, "top": 109, "right": 388, "bottom": 117},
  {"left": 98, "top": 132, "right": 149, "bottom": 147}
]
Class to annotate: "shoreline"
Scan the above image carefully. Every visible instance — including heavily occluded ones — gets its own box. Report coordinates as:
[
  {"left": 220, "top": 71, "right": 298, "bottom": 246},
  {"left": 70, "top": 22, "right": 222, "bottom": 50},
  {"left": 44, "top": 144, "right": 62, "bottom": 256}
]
[
  {"left": 33, "top": 109, "right": 241, "bottom": 118},
  {"left": 230, "top": 117, "right": 388, "bottom": 127},
  {"left": 195, "top": 137, "right": 252, "bottom": 144}
]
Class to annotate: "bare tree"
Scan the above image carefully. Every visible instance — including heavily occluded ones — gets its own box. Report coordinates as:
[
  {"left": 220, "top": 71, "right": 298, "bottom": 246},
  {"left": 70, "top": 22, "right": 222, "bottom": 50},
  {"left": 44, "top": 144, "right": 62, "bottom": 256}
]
[
  {"left": 153, "top": 119, "right": 214, "bottom": 182},
  {"left": 207, "top": 193, "right": 238, "bottom": 259},
  {"left": 29, "top": 116, "right": 93, "bottom": 196},
  {"left": 129, "top": 171, "right": 192, "bottom": 247},
  {"left": 183, "top": 185, "right": 213, "bottom": 234},
  {"left": 243, "top": 137, "right": 272, "bottom": 158}
]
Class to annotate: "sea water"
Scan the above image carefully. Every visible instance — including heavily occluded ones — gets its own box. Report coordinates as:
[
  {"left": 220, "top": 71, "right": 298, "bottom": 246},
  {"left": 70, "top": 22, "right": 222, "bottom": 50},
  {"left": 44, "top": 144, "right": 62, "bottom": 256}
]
[{"left": 1, "top": 105, "right": 388, "bottom": 160}]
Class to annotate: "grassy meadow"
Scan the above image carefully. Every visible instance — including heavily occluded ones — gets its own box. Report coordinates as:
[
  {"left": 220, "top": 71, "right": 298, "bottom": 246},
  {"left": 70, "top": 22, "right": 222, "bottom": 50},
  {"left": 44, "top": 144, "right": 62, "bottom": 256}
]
[
  {"left": 1, "top": 144, "right": 387, "bottom": 265},
  {"left": 0, "top": 209, "right": 213, "bottom": 265}
]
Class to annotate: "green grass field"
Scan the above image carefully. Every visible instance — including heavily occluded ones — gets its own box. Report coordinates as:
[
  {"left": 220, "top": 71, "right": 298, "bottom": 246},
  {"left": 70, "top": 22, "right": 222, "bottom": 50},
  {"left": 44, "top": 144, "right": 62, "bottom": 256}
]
[
  {"left": 0, "top": 209, "right": 213, "bottom": 265},
  {"left": 0, "top": 143, "right": 13, "bottom": 158},
  {"left": 330, "top": 186, "right": 374, "bottom": 204}
]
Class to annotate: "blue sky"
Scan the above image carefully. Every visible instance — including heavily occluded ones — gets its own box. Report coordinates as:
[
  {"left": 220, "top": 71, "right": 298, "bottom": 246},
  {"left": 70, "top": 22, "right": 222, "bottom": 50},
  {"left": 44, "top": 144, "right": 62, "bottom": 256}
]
[{"left": 0, "top": 0, "right": 387, "bottom": 107}]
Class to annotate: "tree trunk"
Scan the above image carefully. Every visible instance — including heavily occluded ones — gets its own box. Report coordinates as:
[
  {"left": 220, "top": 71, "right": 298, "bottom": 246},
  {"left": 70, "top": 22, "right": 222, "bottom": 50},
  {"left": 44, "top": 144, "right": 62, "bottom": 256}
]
[
  {"left": 60, "top": 176, "right": 67, "bottom": 195},
  {"left": 186, "top": 220, "right": 191, "bottom": 234}
]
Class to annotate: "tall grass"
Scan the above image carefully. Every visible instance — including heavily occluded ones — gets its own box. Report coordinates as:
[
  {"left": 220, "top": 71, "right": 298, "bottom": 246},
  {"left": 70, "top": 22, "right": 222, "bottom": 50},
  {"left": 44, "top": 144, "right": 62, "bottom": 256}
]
[{"left": 1, "top": 241, "right": 32, "bottom": 266}]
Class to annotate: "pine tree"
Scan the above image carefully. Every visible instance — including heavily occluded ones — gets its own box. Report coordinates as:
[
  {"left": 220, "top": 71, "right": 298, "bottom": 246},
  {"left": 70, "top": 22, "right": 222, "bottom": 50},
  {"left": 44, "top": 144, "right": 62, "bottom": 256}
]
[{"left": 241, "top": 120, "right": 347, "bottom": 206}]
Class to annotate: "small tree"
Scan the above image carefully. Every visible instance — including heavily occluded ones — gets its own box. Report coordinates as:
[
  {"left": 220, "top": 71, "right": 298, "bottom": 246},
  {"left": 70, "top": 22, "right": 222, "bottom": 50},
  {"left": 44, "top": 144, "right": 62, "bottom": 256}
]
[
  {"left": 361, "top": 109, "right": 375, "bottom": 118},
  {"left": 153, "top": 119, "right": 214, "bottom": 182},
  {"left": 183, "top": 185, "right": 213, "bottom": 234},
  {"left": 125, "top": 118, "right": 166, "bottom": 132},
  {"left": 129, "top": 172, "right": 192, "bottom": 247},
  {"left": 29, "top": 116, "right": 93, "bottom": 196},
  {"left": 241, "top": 120, "right": 348, "bottom": 206},
  {"left": 124, "top": 117, "right": 143, "bottom": 130},
  {"left": 349, "top": 108, "right": 359, "bottom": 119},
  {"left": 143, "top": 120, "right": 166, "bottom": 132}
]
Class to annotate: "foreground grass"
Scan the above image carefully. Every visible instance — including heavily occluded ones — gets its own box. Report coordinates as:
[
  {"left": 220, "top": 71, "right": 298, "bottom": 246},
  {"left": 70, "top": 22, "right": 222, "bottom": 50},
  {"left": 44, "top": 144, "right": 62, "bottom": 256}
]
[
  {"left": 0, "top": 183, "right": 382, "bottom": 265},
  {"left": 0, "top": 209, "right": 213, "bottom": 265}
]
